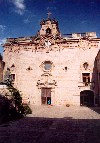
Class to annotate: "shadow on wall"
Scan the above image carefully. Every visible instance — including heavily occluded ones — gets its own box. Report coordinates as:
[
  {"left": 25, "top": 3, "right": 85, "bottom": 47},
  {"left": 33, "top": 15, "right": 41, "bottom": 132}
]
[
  {"left": 80, "top": 50, "right": 100, "bottom": 114},
  {"left": 90, "top": 50, "right": 100, "bottom": 105},
  {"left": 89, "top": 50, "right": 100, "bottom": 113}
]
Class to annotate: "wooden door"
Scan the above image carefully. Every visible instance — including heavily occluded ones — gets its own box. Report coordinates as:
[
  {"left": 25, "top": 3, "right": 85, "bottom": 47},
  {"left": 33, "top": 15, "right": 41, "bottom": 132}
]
[{"left": 41, "top": 88, "right": 51, "bottom": 105}]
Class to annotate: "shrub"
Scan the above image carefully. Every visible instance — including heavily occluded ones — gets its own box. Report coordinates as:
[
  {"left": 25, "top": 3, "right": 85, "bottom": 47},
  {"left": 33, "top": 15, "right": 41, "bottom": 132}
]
[
  {"left": 7, "top": 85, "right": 32, "bottom": 116},
  {"left": 22, "top": 104, "right": 32, "bottom": 115}
]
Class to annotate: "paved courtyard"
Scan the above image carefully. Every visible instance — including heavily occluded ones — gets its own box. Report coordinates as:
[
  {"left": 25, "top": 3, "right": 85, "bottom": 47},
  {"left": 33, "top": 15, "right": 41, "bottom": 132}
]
[
  {"left": 0, "top": 106, "right": 100, "bottom": 143},
  {"left": 29, "top": 105, "right": 100, "bottom": 119}
]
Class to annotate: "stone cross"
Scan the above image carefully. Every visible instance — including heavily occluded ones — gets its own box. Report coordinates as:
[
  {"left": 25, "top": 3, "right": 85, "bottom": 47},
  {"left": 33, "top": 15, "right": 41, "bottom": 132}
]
[{"left": 47, "top": 12, "right": 52, "bottom": 19}]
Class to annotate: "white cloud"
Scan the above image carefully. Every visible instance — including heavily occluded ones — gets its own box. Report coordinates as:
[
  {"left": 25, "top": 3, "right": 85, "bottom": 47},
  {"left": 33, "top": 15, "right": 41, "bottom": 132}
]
[
  {"left": 81, "top": 20, "right": 87, "bottom": 24},
  {"left": 11, "top": 0, "right": 26, "bottom": 15},
  {"left": 14, "top": 8, "right": 25, "bottom": 15},
  {"left": 23, "top": 18, "right": 30, "bottom": 24},
  {"left": 0, "top": 38, "right": 6, "bottom": 46},
  {"left": 14, "top": 0, "right": 25, "bottom": 9},
  {"left": 0, "top": 25, "right": 6, "bottom": 32},
  {"left": 23, "top": 12, "right": 36, "bottom": 24}
]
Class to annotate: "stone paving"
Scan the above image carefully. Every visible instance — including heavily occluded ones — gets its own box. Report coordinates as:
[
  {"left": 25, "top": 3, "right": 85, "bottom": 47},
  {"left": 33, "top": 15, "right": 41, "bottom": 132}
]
[
  {"left": 0, "top": 106, "right": 100, "bottom": 143},
  {"left": 28, "top": 105, "right": 100, "bottom": 119}
]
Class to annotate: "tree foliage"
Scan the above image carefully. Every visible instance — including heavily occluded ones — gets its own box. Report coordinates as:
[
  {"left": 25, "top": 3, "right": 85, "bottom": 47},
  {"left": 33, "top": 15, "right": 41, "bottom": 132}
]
[
  {"left": 3, "top": 69, "right": 32, "bottom": 118},
  {"left": 8, "top": 85, "right": 32, "bottom": 115}
]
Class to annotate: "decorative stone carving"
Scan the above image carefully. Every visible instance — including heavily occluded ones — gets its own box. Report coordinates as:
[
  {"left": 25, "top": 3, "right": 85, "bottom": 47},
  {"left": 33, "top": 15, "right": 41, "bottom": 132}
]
[{"left": 37, "top": 79, "right": 57, "bottom": 88}]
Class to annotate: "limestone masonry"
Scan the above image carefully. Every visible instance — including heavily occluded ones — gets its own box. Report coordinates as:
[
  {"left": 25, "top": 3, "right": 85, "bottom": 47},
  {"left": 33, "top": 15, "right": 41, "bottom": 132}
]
[{"left": 3, "top": 17, "right": 100, "bottom": 106}]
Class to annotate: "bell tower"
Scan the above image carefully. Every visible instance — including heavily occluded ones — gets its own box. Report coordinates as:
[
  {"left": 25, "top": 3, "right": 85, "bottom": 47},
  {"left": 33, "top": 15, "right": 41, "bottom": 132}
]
[{"left": 39, "top": 13, "right": 60, "bottom": 36}]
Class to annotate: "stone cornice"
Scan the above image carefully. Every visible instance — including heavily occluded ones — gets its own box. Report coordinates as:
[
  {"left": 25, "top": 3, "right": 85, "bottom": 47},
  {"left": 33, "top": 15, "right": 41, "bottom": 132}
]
[{"left": 3, "top": 34, "right": 100, "bottom": 48}]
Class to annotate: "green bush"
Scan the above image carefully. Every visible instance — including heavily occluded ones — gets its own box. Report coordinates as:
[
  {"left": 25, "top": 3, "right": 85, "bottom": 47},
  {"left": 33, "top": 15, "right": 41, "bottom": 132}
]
[
  {"left": 22, "top": 104, "right": 32, "bottom": 115},
  {"left": 2, "top": 69, "right": 32, "bottom": 122},
  {"left": 7, "top": 85, "right": 32, "bottom": 116}
]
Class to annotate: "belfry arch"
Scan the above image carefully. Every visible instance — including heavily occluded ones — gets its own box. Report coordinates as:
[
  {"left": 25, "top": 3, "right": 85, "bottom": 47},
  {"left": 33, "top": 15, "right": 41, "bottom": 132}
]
[{"left": 46, "top": 28, "right": 51, "bottom": 35}]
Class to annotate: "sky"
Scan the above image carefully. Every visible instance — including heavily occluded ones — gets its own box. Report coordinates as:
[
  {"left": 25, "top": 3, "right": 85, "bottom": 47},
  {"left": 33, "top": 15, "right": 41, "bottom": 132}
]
[{"left": 0, "top": 0, "right": 100, "bottom": 54}]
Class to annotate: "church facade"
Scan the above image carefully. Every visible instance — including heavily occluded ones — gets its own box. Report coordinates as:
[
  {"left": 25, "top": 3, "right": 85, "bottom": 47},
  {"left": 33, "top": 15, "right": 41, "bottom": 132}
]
[{"left": 3, "top": 18, "right": 100, "bottom": 106}]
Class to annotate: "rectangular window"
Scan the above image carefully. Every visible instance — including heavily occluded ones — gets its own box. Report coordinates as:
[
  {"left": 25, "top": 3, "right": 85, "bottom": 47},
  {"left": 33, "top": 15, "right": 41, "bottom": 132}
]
[
  {"left": 41, "top": 88, "right": 51, "bottom": 105},
  {"left": 11, "top": 74, "right": 15, "bottom": 82},
  {"left": 82, "top": 73, "right": 90, "bottom": 85}
]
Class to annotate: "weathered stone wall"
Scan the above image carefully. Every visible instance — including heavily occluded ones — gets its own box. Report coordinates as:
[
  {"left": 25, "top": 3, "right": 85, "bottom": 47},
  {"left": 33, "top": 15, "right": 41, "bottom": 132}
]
[
  {"left": 2, "top": 17, "right": 100, "bottom": 106},
  {"left": 3, "top": 39, "right": 100, "bottom": 106}
]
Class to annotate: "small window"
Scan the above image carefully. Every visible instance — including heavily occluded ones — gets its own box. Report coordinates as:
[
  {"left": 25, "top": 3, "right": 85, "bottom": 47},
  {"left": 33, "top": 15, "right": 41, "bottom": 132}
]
[
  {"left": 11, "top": 64, "right": 15, "bottom": 68},
  {"left": 83, "top": 62, "right": 88, "bottom": 70},
  {"left": 44, "top": 61, "right": 52, "bottom": 70},
  {"left": 65, "top": 67, "right": 67, "bottom": 71},
  {"left": 82, "top": 73, "right": 90, "bottom": 85},
  {"left": 11, "top": 74, "right": 15, "bottom": 82},
  {"left": 27, "top": 66, "right": 32, "bottom": 71}
]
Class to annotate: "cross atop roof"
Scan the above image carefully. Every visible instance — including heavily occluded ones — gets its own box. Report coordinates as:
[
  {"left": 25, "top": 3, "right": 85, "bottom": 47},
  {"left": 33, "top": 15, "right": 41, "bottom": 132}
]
[{"left": 47, "top": 11, "right": 52, "bottom": 19}]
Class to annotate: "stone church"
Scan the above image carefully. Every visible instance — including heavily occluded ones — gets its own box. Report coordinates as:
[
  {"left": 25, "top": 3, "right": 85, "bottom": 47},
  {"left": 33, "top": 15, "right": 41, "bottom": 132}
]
[{"left": 2, "top": 17, "right": 100, "bottom": 106}]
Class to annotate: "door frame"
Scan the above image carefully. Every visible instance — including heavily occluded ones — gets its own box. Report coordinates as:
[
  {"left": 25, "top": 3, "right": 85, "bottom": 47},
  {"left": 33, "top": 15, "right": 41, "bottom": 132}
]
[{"left": 41, "top": 87, "right": 51, "bottom": 105}]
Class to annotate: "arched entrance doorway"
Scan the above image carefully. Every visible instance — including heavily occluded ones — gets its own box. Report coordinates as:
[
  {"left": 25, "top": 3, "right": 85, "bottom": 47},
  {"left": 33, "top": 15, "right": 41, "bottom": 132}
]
[{"left": 80, "top": 90, "right": 94, "bottom": 107}]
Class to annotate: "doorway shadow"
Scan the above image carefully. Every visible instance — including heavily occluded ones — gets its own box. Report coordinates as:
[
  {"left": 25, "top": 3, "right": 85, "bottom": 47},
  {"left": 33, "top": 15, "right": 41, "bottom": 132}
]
[{"left": 80, "top": 90, "right": 94, "bottom": 107}]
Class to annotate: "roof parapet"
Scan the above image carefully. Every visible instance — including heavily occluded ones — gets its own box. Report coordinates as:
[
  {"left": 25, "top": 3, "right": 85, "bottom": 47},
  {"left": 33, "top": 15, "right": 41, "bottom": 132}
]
[{"left": 64, "top": 32, "right": 97, "bottom": 39}]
